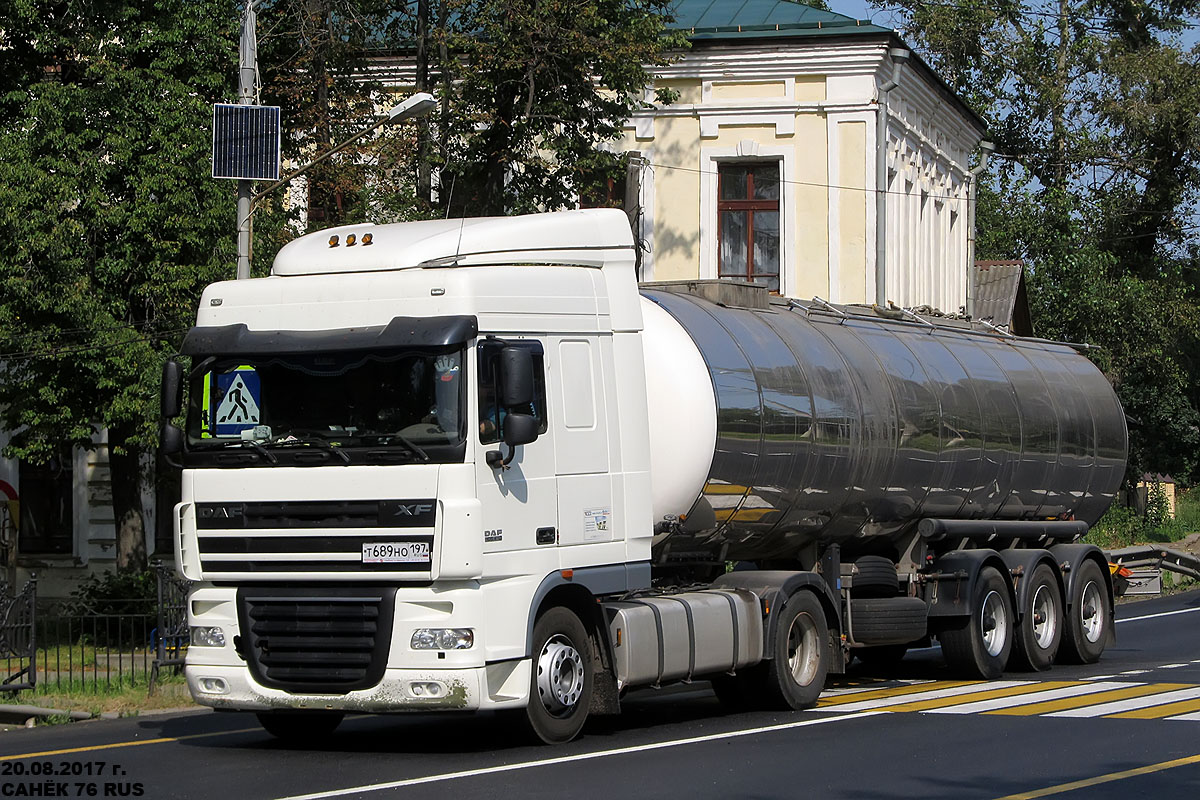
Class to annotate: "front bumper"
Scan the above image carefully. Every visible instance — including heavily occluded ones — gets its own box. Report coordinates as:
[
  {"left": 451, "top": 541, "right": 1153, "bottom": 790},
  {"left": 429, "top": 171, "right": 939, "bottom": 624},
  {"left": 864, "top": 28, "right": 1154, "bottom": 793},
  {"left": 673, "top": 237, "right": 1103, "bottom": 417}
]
[{"left": 186, "top": 660, "right": 531, "bottom": 713}]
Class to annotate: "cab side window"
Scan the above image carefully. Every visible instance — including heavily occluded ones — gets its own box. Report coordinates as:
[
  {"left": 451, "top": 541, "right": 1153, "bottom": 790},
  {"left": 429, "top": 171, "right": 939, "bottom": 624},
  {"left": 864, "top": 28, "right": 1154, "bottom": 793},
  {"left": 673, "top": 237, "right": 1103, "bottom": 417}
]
[{"left": 477, "top": 340, "right": 548, "bottom": 444}]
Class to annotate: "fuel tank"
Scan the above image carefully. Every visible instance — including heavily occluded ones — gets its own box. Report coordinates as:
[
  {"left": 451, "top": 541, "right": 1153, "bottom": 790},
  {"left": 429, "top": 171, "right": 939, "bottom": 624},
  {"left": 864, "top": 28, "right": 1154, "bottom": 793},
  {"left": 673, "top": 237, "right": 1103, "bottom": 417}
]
[{"left": 640, "top": 286, "right": 1128, "bottom": 562}]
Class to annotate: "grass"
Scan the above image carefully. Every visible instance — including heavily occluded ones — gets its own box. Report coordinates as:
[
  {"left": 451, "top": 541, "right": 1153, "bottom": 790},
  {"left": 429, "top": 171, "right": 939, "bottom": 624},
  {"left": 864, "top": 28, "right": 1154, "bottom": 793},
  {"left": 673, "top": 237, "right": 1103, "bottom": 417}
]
[
  {"left": 1084, "top": 486, "right": 1200, "bottom": 550},
  {"left": 0, "top": 674, "right": 198, "bottom": 717}
]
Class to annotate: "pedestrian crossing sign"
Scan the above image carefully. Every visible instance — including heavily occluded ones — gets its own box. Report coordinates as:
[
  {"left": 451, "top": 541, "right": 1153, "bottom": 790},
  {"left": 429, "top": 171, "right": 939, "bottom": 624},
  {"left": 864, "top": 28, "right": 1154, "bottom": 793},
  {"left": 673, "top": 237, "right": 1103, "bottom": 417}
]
[{"left": 213, "top": 368, "right": 261, "bottom": 437}]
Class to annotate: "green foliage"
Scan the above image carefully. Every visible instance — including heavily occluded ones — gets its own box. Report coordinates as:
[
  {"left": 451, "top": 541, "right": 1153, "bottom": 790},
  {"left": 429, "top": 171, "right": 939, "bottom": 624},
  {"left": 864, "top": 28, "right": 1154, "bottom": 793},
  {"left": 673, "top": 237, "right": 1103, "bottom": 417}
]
[
  {"left": 64, "top": 568, "right": 158, "bottom": 616},
  {"left": 1086, "top": 487, "right": 1200, "bottom": 548},
  {"left": 876, "top": 0, "right": 1200, "bottom": 485}
]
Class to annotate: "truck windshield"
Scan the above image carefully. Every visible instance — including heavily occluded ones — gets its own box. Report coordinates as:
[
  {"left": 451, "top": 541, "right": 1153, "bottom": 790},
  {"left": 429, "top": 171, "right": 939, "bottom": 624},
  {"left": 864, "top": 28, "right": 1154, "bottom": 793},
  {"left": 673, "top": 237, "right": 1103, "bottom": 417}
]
[{"left": 183, "top": 347, "right": 465, "bottom": 466}]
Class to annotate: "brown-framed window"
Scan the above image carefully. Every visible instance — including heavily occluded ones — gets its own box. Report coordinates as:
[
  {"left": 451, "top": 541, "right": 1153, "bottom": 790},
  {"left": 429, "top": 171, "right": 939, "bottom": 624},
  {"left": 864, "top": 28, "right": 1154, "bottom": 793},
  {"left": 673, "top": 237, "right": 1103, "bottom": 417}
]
[
  {"left": 18, "top": 447, "right": 73, "bottom": 556},
  {"left": 718, "top": 162, "right": 781, "bottom": 292}
]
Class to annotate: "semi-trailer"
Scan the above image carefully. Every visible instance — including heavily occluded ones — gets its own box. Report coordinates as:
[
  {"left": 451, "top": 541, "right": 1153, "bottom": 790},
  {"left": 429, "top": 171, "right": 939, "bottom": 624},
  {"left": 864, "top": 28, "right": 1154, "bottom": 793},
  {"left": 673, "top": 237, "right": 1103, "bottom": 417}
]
[{"left": 162, "top": 208, "right": 1127, "bottom": 743}]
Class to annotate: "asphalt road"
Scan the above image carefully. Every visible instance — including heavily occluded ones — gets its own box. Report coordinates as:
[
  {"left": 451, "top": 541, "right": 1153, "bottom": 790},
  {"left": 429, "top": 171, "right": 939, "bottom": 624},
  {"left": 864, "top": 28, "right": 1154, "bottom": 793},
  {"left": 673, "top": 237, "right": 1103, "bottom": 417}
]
[{"left": 2, "top": 589, "right": 1199, "bottom": 800}]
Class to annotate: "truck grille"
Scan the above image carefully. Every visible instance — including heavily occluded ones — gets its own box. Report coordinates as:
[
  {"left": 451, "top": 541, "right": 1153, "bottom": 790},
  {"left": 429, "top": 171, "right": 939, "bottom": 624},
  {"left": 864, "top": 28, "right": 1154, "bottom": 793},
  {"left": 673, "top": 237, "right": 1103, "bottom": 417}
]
[
  {"left": 195, "top": 500, "right": 435, "bottom": 575},
  {"left": 236, "top": 586, "right": 396, "bottom": 694}
]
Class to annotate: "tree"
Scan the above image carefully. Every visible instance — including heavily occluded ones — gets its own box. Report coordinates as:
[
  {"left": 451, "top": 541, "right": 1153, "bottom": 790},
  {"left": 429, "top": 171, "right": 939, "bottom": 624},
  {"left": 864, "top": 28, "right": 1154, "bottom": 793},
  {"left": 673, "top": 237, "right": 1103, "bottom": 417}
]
[
  {"left": 422, "top": 0, "right": 688, "bottom": 217},
  {"left": 0, "top": 0, "right": 237, "bottom": 568},
  {"left": 875, "top": 0, "right": 1200, "bottom": 484}
]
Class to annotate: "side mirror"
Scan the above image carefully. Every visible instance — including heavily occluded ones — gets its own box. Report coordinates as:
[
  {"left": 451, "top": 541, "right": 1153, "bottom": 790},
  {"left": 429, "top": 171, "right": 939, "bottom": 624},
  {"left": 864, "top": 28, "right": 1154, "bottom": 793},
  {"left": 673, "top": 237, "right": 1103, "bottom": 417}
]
[
  {"left": 160, "top": 422, "right": 184, "bottom": 457},
  {"left": 499, "top": 347, "right": 533, "bottom": 407},
  {"left": 503, "top": 413, "right": 539, "bottom": 448},
  {"left": 161, "top": 359, "right": 184, "bottom": 419}
]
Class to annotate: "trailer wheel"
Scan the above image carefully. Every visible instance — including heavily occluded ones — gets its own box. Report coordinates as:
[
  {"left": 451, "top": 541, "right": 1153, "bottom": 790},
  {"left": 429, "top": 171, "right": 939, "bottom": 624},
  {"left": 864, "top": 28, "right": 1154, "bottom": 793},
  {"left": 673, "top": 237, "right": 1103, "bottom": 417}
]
[
  {"left": 256, "top": 710, "right": 344, "bottom": 741},
  {"left": 1058, "top": 559, "right": 1110, "bottom": 665},
  {"left": 939, "top": 566, "right": 1013, "bottom": 679},
  {"left": 1011, "top": 563, "right": 1063, "bottom": 671},
  {"left": 525, "top": 607, "right": 593, "bottom": 744},
  {"left": 762, "top": 591, "right": 829, "bottom": 710}
]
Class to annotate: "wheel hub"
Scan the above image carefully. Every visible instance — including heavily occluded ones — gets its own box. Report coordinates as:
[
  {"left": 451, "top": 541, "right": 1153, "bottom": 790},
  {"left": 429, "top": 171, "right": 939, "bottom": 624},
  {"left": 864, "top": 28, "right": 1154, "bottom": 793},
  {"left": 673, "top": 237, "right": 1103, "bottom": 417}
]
[
  {"left": 1031, "top": 583, "right": 1058, "bottom": 650},
  {"left": 786, "top": 612, "right": 821, "bottom": 686},
  {"left": 1080, "top": 580, "right": 1104, "bottom": 644},
  {"left": 980, "top": 590, "right": 1008, "bottom": 657},
  {"left": 536, "top": 634, "right": 585, "bottom": 717}
]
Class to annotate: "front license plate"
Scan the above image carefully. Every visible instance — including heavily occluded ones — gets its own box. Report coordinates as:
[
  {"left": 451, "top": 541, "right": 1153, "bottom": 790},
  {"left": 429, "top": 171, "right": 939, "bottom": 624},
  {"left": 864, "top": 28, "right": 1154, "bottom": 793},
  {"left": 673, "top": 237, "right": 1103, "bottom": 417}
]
[{"left": 362, "top": 541, "right": 431, "bottom": 564}]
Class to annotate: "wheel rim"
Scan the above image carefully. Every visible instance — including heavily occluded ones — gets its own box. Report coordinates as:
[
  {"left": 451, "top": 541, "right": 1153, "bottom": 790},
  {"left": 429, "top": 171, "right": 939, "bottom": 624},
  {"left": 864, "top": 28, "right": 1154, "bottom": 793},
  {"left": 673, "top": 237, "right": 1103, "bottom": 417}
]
[
  {"left": 1080, "top": 580, "right": 1105, "bottom": 644},
  {"left": 1031, "top": 583, "right": 1058, "bottom": 650},
  {"left": 980, "top": 590, "right": 1008, "bottom": 657},
  {"left": 786, "top": 612, "right": 821, "bottom": 687},
  {"left": 536, "top": 634, "right": 585, "bottom": 717}
]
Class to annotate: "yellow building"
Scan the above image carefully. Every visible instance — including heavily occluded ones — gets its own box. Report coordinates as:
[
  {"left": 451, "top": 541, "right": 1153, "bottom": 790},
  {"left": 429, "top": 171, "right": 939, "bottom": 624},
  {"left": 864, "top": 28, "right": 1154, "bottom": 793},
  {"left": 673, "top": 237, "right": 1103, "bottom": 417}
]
[{"left": 621, "top": 1, "right": 989, "bottom": 313}]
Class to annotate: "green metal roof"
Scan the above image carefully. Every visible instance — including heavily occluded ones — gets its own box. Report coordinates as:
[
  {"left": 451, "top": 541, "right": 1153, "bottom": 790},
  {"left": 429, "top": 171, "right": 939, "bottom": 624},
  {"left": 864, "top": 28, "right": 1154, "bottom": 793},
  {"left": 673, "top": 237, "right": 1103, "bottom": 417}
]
[{"left": 668, "top": 0, "right": 891, "bottom": 40}]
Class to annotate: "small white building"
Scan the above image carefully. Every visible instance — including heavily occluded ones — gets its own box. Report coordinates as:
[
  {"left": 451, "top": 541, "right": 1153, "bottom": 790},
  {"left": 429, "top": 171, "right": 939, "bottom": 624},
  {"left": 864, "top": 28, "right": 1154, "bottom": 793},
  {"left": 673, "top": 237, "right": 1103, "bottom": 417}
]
[{"left": 618, "top": 0, "right": 989, "bottom": 313}]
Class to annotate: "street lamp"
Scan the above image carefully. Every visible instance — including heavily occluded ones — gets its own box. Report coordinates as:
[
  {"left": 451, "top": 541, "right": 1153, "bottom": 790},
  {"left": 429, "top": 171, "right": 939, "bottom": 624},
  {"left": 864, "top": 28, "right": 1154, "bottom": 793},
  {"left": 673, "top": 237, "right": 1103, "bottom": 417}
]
[{"left": 235, "top": 92, "right": 437, "bottom": 279}]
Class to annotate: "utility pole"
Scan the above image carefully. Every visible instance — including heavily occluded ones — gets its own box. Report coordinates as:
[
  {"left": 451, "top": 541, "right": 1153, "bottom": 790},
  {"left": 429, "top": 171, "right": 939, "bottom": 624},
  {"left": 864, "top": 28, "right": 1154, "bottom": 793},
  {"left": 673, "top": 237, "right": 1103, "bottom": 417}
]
[{"left": 236, "top": 2, "right": 260, "bottom": 281}]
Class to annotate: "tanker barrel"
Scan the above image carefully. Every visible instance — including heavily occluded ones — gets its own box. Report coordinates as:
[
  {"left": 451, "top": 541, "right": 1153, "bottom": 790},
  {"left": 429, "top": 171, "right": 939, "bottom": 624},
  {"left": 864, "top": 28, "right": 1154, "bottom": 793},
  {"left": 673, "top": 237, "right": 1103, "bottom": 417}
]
[{"left": 918, "top": 518, "right": 1090, "bottom": 543}]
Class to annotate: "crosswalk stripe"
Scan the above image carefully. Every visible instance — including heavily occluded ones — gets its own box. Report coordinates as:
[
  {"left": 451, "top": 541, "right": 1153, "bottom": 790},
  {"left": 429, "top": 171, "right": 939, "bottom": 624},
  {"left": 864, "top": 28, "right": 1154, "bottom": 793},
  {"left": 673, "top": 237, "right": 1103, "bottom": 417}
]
[
  {"left": 883, "top": 681, "right": 1083, "bottom": 713},
  {"left": 821, "top": 680, "right": 929, "bottom": 698},
  {"left": 926, "top": 681, "right": 1133, "bottom": 715},
  {"left": 1167, "top": 709, "right": 1200, "bottom": 720},
  {"left": 1047, "top": 686, "right": 1200, "bottom": 718},
  {"left": 817, "top": 681, "right": 1029, "bottom": 713},
  {"left": 989, "top": 684, "right": 1177, "bottom": 716},
  {"left": 1107, "top": 697, "right": 1200, "bottom": 719},
  {"left": 817, "top": 680, "right": 976, "bottom": 707}
]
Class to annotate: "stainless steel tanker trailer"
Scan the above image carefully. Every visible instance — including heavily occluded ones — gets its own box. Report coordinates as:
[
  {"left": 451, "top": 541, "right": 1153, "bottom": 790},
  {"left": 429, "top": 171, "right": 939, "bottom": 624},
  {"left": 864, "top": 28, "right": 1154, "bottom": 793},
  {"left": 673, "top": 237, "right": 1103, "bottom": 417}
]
[{"left": 164, "top": 209, "right": 1127, "bottom": 743}]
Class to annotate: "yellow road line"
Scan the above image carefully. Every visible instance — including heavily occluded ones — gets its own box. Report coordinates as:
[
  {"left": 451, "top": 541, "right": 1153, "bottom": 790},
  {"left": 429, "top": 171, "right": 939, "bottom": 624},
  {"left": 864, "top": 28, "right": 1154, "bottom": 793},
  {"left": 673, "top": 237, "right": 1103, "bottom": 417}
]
[
  {"left": 994, "top": 753, "right": 1200, "bottom": 799},
  {"left": 0, "top": 726, "right": 261, "bottom": 761},
  {"left": 1107, "top": 697, "right": 1200, "bottom": 720},
  {"left": 818, "top": 680, "right": 976, "bottom": 707},
  {"left": 882, "top": 681, "right": 1084, "bottom": 713},
  {"left": 985, "top": 684, "right": 1188, "bottom": 716}
]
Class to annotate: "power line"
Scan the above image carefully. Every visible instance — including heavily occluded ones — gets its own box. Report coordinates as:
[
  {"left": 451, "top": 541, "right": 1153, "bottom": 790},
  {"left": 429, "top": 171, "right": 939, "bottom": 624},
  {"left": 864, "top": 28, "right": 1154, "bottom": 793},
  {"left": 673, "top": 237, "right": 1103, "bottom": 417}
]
[{"left": 0, "top": 327, "right": 189, "bottom": 363}]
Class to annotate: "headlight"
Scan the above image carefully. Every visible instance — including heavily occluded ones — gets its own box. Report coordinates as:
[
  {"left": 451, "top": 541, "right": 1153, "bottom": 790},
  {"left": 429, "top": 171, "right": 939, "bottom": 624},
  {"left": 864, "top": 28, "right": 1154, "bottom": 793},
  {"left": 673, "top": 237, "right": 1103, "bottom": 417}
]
[
  {"left": 190, "top": 626, "right": 226, "bottom": 647},
  {"left": 410, "top": 628, "right": 474, "bottom": 650}
]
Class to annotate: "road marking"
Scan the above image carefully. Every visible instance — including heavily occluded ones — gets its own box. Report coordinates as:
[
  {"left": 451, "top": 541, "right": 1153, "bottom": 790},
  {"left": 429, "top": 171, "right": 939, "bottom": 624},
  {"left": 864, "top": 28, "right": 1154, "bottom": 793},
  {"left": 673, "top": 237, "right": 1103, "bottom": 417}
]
[
  {"left": 991, "top": 684, "right": 1184, "bottom": 716},
  {"left": 1046, "top": 686, "right": 1200, "bottom": 718},
  {"left": 1119, "top": 669, "right": 1150, "bottom": 675},
  {"left": 273, "top": 710, "right": 887, "bottom": 800},
  {"left": 820, "top": 681, "right": 1033, "bottom": 713},
  {"left": 1081, "top": 675, "right": 1117, "bottom": 681},
  {"left": 882, "top": 682, "right": 1082, "bottom": 713},
  {"left": 1159, "top": 663, "right": 1188, "bottom": 669},
  {"left": 1108, "top": 697, "right": 1200, "bottom": 719},
  {"left": 1116, "top": 606, "right": 1200, "bottom": 625},
  {"left": 928, "top": 681, "right": 1132, "bottom": 715},
  {"left": 0, "top": 727, "right": 261, "bottom": 761},
  {"left": 817, "top": 680, "right": 977, "bottom": 707},
  {"left": 993, "top": 752, "right": 1200, "bottom": 799}
]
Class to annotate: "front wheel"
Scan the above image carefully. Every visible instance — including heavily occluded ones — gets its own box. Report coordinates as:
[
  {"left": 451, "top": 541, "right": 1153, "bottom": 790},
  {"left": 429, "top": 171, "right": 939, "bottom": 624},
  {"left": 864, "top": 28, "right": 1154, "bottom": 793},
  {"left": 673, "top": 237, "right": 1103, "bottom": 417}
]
[
  {"left": 525, "top": 607, "right": 593, "bottom": 744},
  {"left": 939, "top": 566, "right": 1014, "bottom": 679},
  {"left": 761, "top": 590, "right": 829, "bottom": 710},
  {"left": 1058, "top": 559, "right": 1111, "bottom": 664}
]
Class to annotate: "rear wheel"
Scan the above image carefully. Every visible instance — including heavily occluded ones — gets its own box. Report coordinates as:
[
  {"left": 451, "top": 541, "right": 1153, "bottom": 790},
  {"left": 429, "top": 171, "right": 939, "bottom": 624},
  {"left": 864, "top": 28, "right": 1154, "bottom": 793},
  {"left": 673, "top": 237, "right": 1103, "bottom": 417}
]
[
  {"left": 939, "top": 566, "right": 1014, "bottom": 679},
  {"left": 1058, "top": 559, "right": 1111, "bottom": 664},
  {"left": 761, "top": 591, "right": 829, "bottom": 710},
  {"left": 256, "top": 710, "right": 344, "bottom": 741},
  {"left": 1011, "top": 564, "right": 1063, "bottom": 671},
  {"left": 525, "top": 607, "right": 593, "bottom": 744}
]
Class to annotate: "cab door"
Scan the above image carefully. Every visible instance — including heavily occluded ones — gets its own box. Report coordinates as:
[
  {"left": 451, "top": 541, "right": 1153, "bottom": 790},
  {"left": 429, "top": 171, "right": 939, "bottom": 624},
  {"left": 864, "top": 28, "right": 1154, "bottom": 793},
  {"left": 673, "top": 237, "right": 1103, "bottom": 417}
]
[{"left": 474, "top": 338, "right": 558, "bottom": 555}]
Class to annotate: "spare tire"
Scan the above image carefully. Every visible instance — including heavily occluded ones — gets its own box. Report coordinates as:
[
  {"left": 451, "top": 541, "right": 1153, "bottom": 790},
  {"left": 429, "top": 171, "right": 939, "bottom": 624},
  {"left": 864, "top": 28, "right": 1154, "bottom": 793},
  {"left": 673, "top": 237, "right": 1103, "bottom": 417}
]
[
  {"left": 853, "top": 556, "right": 899, "bottom": 598},
  {"left": 850, "top": 596, "right": 927, "bottom": 645}
]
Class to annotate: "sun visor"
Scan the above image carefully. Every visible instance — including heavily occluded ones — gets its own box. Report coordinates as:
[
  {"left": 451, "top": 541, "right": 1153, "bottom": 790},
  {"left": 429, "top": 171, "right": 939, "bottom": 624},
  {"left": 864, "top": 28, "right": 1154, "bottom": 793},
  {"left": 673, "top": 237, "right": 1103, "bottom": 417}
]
[{"left": 181, "top": 315, "right": 478, "bottom": 356}]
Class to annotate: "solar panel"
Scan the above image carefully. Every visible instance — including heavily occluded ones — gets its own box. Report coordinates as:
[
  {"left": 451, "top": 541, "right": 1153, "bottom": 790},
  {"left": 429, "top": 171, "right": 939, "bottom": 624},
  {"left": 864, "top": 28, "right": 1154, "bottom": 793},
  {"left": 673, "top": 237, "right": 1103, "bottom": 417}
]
[{"left": 211, "top": 104, "right": 281, "bottom": 180}]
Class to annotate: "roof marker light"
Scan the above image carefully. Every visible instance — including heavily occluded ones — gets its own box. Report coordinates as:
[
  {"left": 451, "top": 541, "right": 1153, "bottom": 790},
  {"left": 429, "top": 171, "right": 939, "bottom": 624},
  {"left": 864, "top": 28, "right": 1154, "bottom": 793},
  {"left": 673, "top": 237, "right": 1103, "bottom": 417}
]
[
  {"left": 346, "top": 234, "right": 357, "bottom": 246},
  {"left": 362, "top": 233, "right": 373, "bottom": 245},
  {"left": 328, "top": 235, "right": 339, "bottom": 247}
]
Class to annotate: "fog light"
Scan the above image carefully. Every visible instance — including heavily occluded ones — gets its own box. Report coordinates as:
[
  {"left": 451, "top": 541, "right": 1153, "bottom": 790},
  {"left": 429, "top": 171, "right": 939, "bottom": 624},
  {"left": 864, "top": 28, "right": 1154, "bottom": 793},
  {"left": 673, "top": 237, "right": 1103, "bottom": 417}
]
[
  {"left": 197, "top": 677, "right": 229, "bottom": 694},
  {"left": 191, "top": 626, "right": 226, "bottom": 647},
  {"left": 410, "top": 681, "right": 443, "bottom": 698},
  {"left": 410, "top": 628, "right": 473, "bottom": 650}
]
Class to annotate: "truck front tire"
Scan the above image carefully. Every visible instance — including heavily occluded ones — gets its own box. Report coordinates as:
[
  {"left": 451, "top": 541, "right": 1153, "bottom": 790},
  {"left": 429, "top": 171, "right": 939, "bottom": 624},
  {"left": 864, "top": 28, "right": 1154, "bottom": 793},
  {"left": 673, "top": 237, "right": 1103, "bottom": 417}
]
[{"left": 525, "top": 607, "right": 593, "bottom": 744}]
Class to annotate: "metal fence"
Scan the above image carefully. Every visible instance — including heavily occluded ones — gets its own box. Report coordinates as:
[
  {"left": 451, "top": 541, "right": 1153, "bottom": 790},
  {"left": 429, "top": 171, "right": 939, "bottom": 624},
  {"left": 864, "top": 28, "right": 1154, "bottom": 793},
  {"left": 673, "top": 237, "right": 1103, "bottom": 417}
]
[{"left": 0, "top": 565, "right": 192, "bottom": 695}]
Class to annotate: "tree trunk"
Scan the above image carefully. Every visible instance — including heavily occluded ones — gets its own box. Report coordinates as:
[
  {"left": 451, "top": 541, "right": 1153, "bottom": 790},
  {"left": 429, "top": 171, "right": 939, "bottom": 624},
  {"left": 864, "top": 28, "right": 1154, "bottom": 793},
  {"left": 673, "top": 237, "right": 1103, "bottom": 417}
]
[{"left": 107, "top": 422, "right": 147, "bottom": 572}]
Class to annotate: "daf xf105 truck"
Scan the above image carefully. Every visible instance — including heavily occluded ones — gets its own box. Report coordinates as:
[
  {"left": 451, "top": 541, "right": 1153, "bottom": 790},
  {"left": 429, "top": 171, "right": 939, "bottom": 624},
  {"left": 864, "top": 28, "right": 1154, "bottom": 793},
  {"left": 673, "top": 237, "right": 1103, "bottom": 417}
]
[{"left": 161, "top": 208, "right": 1127, "bottom": 744}]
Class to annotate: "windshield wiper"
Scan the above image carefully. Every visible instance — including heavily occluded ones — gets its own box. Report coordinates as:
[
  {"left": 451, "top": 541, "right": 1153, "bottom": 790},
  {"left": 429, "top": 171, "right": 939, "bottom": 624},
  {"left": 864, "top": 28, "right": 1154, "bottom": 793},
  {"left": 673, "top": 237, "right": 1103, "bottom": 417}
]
[
  {"left": 356, "top": 432, "right": 431, "bottom": 462},
  {"left": 393, "top": 434, "right": 430, "bottom": 462},
  {"left": 190, "top": 438, "right": 278, "bottom": 463},
  {"left": 265, "top": 435, "right": 352, "bottom": 464}
]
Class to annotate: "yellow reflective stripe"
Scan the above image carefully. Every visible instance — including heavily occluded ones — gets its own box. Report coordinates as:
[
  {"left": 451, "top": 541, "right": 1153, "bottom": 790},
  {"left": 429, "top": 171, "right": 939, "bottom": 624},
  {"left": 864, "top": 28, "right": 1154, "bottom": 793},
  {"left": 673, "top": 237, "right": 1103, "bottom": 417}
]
[
  {"left": 1107, "top": 696, "right": 1200, "bottom": 719},
  {"left": 818, "top": 680, "right": 975, "bottom": 707},
  {"left": 884, "top": 681, "right": 1084, "bottom": 713},
  {"left": 985, "top": 683, "right": 1188, "bottom": 716}
]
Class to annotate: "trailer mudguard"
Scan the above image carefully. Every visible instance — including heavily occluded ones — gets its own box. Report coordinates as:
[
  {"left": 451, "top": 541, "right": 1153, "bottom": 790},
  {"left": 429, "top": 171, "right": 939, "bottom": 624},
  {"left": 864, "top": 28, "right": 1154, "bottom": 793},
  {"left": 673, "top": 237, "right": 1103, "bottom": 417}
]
[
  {"left": 998, "top": 549, "right": 1066, "bottom": 624},
  {"left": 925, "top": 549, "right": 1015, "bottom": 619},
  {"left": 1048, "top": 542, "right": 1117, "bottom": 644},
  {"left": 711, "top": 570, "right": 842, "bottom": 659}
]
